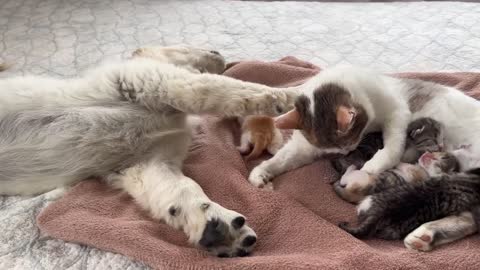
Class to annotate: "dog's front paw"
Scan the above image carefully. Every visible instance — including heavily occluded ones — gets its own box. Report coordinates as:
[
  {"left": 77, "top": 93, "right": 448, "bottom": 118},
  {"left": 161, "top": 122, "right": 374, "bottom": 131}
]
[
  {"left": 251, "top": 90, "right": 294, "bottom": 117},
  {"left": 248, "top": 166, "right": 274, "bottom": 188},
  {"left": 195, "top": 204, "right": 257, "bottom": 257}
]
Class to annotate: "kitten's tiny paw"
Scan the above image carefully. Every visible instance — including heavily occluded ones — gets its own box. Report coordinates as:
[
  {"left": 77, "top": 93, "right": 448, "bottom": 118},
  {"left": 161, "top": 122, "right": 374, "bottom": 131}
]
[
  {"left": 236, "top": 146, "right": 250, "bottom": 155},
  {"left": 249, "top": 166, "right": 273, "bottom": 188},
  {"left": 404, "top": 225, "right": 434, "bottom": 252}
]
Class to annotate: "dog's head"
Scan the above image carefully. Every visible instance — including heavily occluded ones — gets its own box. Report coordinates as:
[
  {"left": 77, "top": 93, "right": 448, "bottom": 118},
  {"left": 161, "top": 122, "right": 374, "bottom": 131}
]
[{"left": 132, "top": 45, "right": 226, "bottom": 74}]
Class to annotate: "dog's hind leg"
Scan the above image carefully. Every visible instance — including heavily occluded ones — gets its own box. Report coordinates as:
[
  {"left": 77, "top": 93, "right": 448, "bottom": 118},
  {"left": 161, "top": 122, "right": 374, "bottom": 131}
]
[{"left": 110, "top": 158, "right": 258, "bottom": 257}]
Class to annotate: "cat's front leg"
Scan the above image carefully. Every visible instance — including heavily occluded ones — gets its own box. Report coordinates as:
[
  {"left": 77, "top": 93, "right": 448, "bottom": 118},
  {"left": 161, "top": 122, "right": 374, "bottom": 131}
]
[
  {"left": 249, "top": 131, "right": 319, "bottom": 188},
  {"left": 361, "top": 112, "right": 410, "bottom": 174}
]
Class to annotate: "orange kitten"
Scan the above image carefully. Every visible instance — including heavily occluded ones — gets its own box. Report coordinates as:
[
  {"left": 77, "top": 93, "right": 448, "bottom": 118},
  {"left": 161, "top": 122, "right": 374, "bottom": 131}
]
[{"left": 237, "top": 116, "right": 283, "bottom": 161}]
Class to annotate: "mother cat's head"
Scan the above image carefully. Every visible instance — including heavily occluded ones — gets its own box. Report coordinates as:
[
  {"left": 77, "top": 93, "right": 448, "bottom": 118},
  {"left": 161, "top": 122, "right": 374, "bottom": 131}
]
[{"left": 276, "top": 83, "right": 369, "bottom": 153}]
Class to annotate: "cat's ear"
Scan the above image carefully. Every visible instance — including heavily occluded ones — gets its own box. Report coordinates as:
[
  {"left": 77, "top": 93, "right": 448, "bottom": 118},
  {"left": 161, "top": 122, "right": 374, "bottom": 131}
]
[
  {"left": 274, "top": 109, "right": 300, "bottom": 129},
  {"left": 336, "top": 105, "right": 356, "bottom": 134}
]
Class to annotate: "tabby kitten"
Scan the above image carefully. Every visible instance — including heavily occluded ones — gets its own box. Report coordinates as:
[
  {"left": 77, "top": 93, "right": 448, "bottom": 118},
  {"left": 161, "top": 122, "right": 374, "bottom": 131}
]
[
  {"left": 401, "top": 117, "right": 444, "bottom": 164},
  {"left": 339, "top": 153, "right": 480, "bottom": 240},
  {"left": 331, "top": 117, "right": 443, "bottom": 175},
  {"left": 330, "top": 132, "right": 383, "bottom": 176},
  {"left": 332, "top": 118, "right": 446, "bottom": 203}
]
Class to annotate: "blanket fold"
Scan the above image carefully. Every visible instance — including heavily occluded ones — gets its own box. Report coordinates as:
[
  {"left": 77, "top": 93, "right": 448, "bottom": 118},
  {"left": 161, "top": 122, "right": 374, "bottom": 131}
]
[{"left": 37, "top": 57, "right": 480, "bottom": 270}]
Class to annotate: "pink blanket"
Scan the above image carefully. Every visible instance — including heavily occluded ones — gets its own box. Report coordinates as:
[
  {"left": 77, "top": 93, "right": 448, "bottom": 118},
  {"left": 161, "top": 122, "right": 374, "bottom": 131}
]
[{"left": 37, "top": 57, "right": 480, "bottom": 269}]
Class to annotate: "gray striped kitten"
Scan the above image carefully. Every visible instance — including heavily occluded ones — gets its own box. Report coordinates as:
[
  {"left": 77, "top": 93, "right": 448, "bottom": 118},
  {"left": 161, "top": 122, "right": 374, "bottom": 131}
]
[
  {"left": 339, "top": 159, "right": 480, "bottom": 240},
  {"left": 331, "top": 117, "right": 443, "bottom": 175},
  {"left": 332, "top": 117, "right": 446, "bottom": 203}
]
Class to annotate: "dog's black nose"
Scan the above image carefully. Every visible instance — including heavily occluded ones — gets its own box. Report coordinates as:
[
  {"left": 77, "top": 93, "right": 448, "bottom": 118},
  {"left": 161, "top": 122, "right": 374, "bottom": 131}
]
[{"left": 210, "top": 50, "right": 220, "bottom": 55}]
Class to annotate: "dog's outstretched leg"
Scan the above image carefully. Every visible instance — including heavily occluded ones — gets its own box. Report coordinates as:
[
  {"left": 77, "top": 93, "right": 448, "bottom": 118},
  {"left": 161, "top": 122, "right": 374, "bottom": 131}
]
[
  {"left": 110, "top": 159, "right": 257, "bottom": 257},
  {"left": 104, "top": 58, "right": 299, "bottom": 117}
]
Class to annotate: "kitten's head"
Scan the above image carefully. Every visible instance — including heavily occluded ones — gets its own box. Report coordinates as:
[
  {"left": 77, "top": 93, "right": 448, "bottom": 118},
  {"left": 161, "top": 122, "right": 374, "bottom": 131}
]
[
  {"left": 132, "top": 45, "right": 226, "bottom": 74},
  {"left": 418, "top": 152, "right": 460, "bottom": 177},
  {"left": 407, "top": 117, "right": 444, "bottom": 153},
  {"left": 275, "top": 83, "right": 368, "bottom": 153}
]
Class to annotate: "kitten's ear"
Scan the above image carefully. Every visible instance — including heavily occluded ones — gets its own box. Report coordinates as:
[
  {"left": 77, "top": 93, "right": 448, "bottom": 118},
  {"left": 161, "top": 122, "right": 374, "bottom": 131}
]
[
  {"left": 336, "top": 105, "right": 356, "bottom": 134},
  {"left": 411, "top": 126, "right": 425, "bottom": 138},
  {"left": 275, "top": 109, "right": 300, "bottom": 129}
]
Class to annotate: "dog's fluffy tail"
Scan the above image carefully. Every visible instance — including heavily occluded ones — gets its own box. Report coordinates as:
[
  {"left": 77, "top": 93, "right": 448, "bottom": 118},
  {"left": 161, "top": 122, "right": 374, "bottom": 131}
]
[{"left": 0, "top": 104, "right": 187, "bottom": 196}]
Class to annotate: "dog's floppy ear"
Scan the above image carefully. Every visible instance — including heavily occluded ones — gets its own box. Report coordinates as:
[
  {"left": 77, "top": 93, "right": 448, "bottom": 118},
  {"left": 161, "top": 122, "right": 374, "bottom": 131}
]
[
  {"left": 132, "top": 48, "right": 145, "bottom": 57},
  {"left": 225, "top": 61, "right": 240, "bottom": 71},
  {"left": 0, "top": 62, "right": 12, "bottom": 72},
  {"left": 275, "top": 109, "right": 300, "bottom": 129}
]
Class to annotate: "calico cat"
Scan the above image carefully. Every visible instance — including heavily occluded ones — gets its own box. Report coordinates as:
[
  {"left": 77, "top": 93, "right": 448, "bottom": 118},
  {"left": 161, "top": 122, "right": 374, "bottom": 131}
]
[
  {"left": 338, "top": 153, "right": 480, "bottom": 240},
  {"left": 237, "top": 116, "right": 283, "bottom": 161},
  {"left": 248, "top": 65, "right": 480, "bottom": 251},
  {"left": 249, "top": 66, "right": 480, "bottom": 188}
]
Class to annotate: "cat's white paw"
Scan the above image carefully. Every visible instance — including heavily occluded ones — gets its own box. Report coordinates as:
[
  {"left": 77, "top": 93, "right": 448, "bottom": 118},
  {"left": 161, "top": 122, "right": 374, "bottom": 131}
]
[
  {"left": 404, "top": 224, "right": 435, "bottom": 252},
  {"left": 361, "top": 149, "right": 390, "bottom": 174},
  {"left": 248, "top": 166, "right": 273, "bottom": 188},
  {"left": 237, "top": 145, "right": 251, "bottom": 155},
  {"left": 360, "top": 159, "right": 382, "bottom": 174}
]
